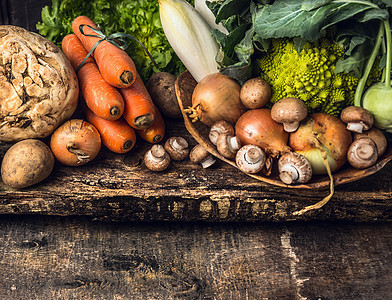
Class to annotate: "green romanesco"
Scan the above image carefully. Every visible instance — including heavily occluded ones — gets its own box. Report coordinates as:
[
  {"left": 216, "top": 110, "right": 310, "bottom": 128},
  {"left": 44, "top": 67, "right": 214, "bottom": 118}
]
[{"left": 259, "top": 38, "right": 381, "bottom": 116}]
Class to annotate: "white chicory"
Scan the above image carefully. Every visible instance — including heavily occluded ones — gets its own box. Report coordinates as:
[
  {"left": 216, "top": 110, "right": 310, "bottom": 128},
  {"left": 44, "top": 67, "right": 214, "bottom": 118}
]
[{"left": 158, "top": 0, "right": 220, "bottom": 82}]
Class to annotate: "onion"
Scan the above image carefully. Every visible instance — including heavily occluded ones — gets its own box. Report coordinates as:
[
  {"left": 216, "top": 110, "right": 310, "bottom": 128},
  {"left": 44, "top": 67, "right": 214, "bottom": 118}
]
[
  {"left": 50, "top": 119, "right": 101, "bottom": 166},
  {"left": 289, "top": 113, "right": 352, "bottom": 215},
  {"left": 289, "top": 113, "right": 352, "bottom": 175},
  {"left": 235, "top": 108, "right": 290, "bottom": 157},
  {"left": 185, "top": 73, "right": 247, "bottom": 126},
  {"left": 235, "top": 108, "right": 290, "bottom": 175}
]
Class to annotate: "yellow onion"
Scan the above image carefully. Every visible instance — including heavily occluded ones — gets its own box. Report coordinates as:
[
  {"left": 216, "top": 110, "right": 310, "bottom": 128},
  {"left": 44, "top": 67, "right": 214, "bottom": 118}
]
[
  {"left": 235, "top": 108, "right": 291, "bottom": 157},
  {"left": 185, "top": 73, "right": 247, "bottom": 126},
  {"left": 289, "top": 113, "right": 352, "bottom": 215},
  {"left": 289, "top": 113, "right": 352, "bottom": 175},
  {"left": 50, "top": 119, "right": 101, "bottom": 166}
]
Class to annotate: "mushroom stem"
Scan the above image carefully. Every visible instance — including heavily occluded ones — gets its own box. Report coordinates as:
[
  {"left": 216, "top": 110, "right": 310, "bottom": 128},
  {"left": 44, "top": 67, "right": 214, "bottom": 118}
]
[
  {"left": 235, "top": 145, "right": 266, "bottom": 174},
  {"left": 245, "top": 147, "right": 263, "bottom": 164},
  {"left": 283, "top": 122, "right": 300, "bottom": 133},
  {"left": 355, "top": 143, "right": 375, "bottom": 160},
  {"left": 150, "top": 144, "right": 167, "bottom": 161},
  {"left": 347, "top": 137, "right": 378, "bottom": 169},
  {"left": 144, "top": 144, "right": 171, "bottom": 171},
  {"left": 279, "top": 164, "right": 300, "bottom": 185},
  {"left": 170, "top": 136, "right": 188, "bottom": 151},
  {"left": 346, "top": 122, "right": 364, "bottom": 133},
  {"left": 200, "top": 156, "right": 216, "bottom": 168},
  {"left": 209, "top": 120, "right": 234, "bottom": 145},
  {"left": 228, "top": 136, "right": 241, "bottom": 151}
]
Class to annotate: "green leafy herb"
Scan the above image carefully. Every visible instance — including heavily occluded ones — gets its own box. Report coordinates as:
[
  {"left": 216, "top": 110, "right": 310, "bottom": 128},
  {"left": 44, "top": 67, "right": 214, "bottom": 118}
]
[{"left": 36, "top": 0, "right": 193, "bottom": 82}]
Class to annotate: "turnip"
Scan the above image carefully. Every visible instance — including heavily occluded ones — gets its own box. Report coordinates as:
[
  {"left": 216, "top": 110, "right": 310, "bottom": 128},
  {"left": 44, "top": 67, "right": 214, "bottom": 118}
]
[{"left": 355, "top": 20, "right": 392, "bottom": 132}]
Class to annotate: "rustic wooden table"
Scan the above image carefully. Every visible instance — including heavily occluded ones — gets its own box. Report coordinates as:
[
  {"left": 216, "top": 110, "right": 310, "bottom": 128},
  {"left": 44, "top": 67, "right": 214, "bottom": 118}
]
[{"left": 1, "top": 0, "right": 392, "bottom": 299}]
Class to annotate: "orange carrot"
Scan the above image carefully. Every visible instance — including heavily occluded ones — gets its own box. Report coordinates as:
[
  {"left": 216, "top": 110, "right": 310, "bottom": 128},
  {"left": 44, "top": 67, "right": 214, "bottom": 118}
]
[
  {"left": 62, "top": 34, "right": 124, "bottom": 121},
  {"left": 137, "top": 106, "right": 165, "bottom": 144},
  {"left": 72, "top": 16, "right": 137, "bottom": 88},
  {"left": 120, "top": 73, "right": 156, "bottom": 130},
  {"left": 84, "top": 102, "right": 136, "bottom": 154}
]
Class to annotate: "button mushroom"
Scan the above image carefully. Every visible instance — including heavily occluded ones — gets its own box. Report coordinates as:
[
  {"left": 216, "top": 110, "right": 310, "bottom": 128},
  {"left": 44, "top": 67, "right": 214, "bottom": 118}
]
[
  {"left": 144, "top": 144, "right": 171, "bottom": 172},
  {"left": 235, "top": 144, "right": 266, "bottom": 174},
  {"left": 352, "top": 127, "right": 387, "bottom": 157},
  {"left": 271, "top": 97, "right": 308, "bottom": 132},
  {"left": 278, "top": 152, "right": 313, "bottom": 184},
  {"left": 164, "top": 136, "right": 189, "bottom": 161},
  {"left": 209, "top": 120, "right": 235, "bottom": 145},
  {"left": 216, "top": 134, "right": 241, "bottom": 159},
  {"left": 347, "top": 137, "right": 378, "bottom": 169},
  {"left": 189, "top": 144, "right": 216, "bottom": 168},
  {"left": 340, "top": 106, "right": 374, "bottom": 133}
]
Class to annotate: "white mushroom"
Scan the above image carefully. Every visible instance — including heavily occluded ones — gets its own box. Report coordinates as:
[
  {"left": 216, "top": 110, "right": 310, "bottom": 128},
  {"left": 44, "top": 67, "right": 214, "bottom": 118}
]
[
  {"left": 347, "top": 137, "right": 378, "bottom": 169},
  {"left": 164, "top": 136, "right": 189, "bottom": 161},
  {"left": 278, "top": 152, "right": 313, "bottom": 184},
  {"left": 235, "top": 144, "right": 266, "bottom": 174},
  {"left": 216, "top": 134, "right": 241, "bottom": 159},
  {"left": 144, "top": 144, "right": 171, "bottom": 172},
  {"left": 209, "top": 120, "right": 234, "bottom": 145},
  {"left": 271, "top": 97, "right": 308, "bottom": 132},
  {"left": 340, "top": 106, "right": 374, "bottom": 133},
  {"left": 189, "top": 144, "right": 216, "bottom": 168}
]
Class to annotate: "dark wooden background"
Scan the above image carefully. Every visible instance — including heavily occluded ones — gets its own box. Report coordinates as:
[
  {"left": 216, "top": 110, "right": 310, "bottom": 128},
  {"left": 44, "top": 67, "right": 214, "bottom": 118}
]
[{"left": 1, "top": 0, "right": 392, "bottom": 299}]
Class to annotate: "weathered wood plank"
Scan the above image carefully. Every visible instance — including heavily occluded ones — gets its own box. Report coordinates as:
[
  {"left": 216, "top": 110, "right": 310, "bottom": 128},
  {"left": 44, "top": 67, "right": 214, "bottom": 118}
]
[
  {"left": 1, "top": 215, "right": 392, "bottom": 299},
  {"left": 1, "top": 0, "right": 391, "bottom": 222},
  {"left": 0, "top": 118, "right": 391, "bottom": 222}
]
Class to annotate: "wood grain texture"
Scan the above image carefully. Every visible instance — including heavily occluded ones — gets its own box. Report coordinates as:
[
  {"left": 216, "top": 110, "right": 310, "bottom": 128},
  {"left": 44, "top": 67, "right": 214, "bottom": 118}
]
[
  {"left": 0, "top": 0, "right": 391, "bottom": 222},
  {"left": 1, "top": 215, "right": 392, "bottom": 300},
  {"left": 0, "top": 117, "right": 391, "bottom": 222}
]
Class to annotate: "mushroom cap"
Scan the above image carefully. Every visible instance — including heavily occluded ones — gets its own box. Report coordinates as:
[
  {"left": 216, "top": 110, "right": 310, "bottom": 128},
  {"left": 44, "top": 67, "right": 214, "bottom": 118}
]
[
  {"left": 235, "top": 144, "right": 266, "bottom": 174},
  {"left": 216, "top": 134, "right": 241, "bottom": 159},
  {"left": 144, "top": 144, "right": 171, "bottom": 171},
  {"left": 164, "top": 136, "right": 189, "bottom": 161},
  {"left": 271, "top": 98, "right": 308, "bottom": 132},
  {"left": 189, "top": 144, "right": 208, "bottom": 163},
  {"left": 352, "top": 127, "right": 387, "bottom": 157},
  {"left": 209, "top": 120, "right": 234, "bottom": 145},
  {"left": 278, "top": 152, "right": 312, "bottom": 184},
  {"left": 347, "top": 137, "right": 378, "bottom": 169},
  {"left": 340, "top": 106, "right": 374, "bottom": 132}
]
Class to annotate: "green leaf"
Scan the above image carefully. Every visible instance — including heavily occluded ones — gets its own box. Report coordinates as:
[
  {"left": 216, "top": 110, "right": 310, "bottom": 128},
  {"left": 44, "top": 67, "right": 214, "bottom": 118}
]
[{"left": 253, "top": 0, "right": 383, "bottom": 41}]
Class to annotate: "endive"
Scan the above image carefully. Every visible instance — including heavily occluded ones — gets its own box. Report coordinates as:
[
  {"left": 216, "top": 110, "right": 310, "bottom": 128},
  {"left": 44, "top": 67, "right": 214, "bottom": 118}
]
[{"left": 158, "top": 0, "right": 220, "bottom": 82}]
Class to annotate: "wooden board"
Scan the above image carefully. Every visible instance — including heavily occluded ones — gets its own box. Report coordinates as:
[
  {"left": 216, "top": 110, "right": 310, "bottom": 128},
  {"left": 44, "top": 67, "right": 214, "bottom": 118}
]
[
  {"left": 0, "top": 118, "right": 391, "bottom": 222},
  {"left": 0, "top": 0, "right": 391, "bottom": 222},
  {"left": 1, "top": 215, "right": 392, "bottom": 299}
]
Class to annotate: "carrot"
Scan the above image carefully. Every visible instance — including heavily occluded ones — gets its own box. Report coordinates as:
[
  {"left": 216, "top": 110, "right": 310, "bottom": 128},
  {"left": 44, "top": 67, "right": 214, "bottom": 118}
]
[
  {"left": 62, "top": 34, "right": 125, "bottom": 121},
  {"left": 120, "top": 73, "right": 156, "bottom": 130},
  {"left": 84, "top": 102, "right": 136, "bottom": 154},
  {"left": 72, "top": 16, "right": 137, "bottom": 88},
  {"left": 137, "top": 106, "right": 165, "bottom": 144}
]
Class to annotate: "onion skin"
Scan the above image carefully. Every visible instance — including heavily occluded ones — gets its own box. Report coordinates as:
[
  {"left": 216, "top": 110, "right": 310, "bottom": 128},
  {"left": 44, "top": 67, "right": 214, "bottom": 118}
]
[
  {"left": 187, "top": 73, "right": 247, "bottom": 126},
  {"left": 289, "top": 113, "right": 352, "bottom": 175},
  {"left": 235, "top": 108, "right": 290, "bottom": 157},
  {"left": 50, "top": 119, "right": 101, "bottom": 166}
]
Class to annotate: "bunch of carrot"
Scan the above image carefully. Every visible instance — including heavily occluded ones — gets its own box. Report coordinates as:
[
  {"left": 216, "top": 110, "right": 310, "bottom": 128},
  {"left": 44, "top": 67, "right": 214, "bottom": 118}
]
[{"left": 61, "top": 16, "right": 165, "bottom": 154}]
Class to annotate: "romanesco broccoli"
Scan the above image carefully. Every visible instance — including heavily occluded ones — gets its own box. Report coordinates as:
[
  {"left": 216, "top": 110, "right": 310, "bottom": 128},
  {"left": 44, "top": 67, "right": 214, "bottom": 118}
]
[{"left": 259, "top": 38, "right": 381, "bottom": 116}]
